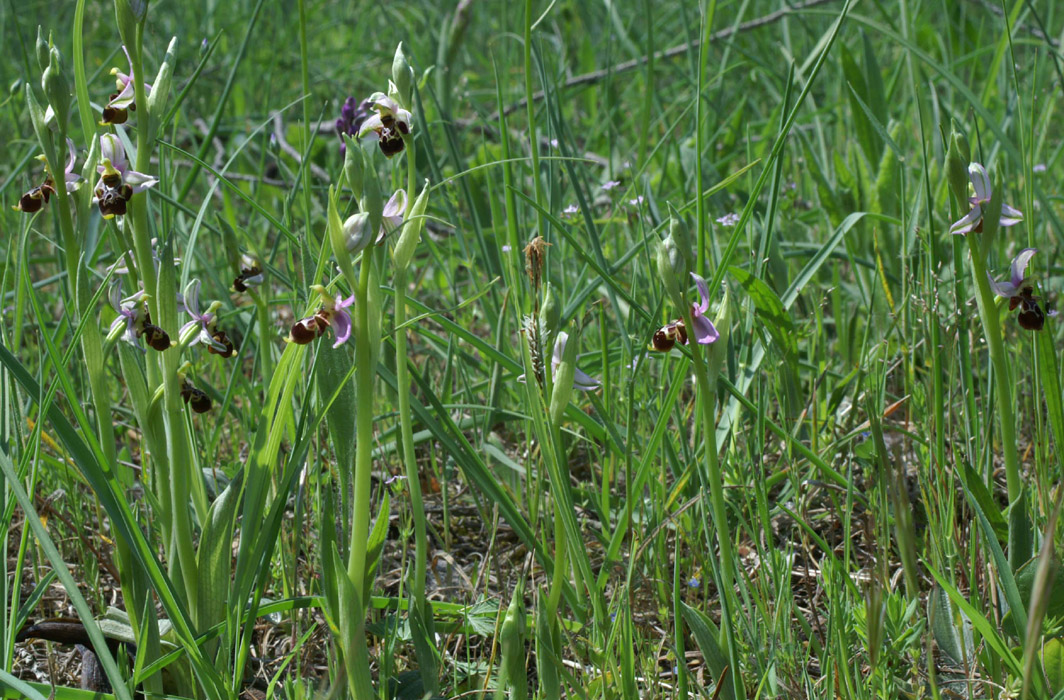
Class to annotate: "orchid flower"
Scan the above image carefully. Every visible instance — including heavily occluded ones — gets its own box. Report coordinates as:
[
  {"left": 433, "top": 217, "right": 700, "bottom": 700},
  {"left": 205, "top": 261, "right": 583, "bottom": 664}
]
[
  {"left": 286, "top": 286, "right": 355, "bottom": 348},
  {"left": 106, "top": 281, "right": 170, "bottom": 351},
  {"left": 179, "top": 280, "right": 235, "bottom": 357},
  {"left": 13, "top": 139, "right": 81, "bottom": 213},
  {"left": 988, "top": 248, "right": 1050, "bottom": 331},
  {"left": 94, "top": 133, "right": 158, "bottom": 218},
  {"left": 232, "top": 253, "right": 264, "bottom": 292},
  {"left": 101, "top": 46, "right": 152, "bottom": 125},
  {"left": 357, "top": 94, "right": 412, "bottom": 157},
  {"left": 649, "top": 274, "right": 719, "bottom": 351},
  {"left": 380, "top": 189, "right": 407, "bottom": 241},
  {"left": 948, "top": 163, "right": 1023, "bottom": 236}
]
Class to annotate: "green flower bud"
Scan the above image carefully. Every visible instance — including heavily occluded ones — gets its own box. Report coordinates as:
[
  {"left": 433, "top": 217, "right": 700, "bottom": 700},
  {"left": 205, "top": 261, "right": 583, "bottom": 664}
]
[
  {"left": 42, "top": 46, "right": 71, "bottom": 131},
  {"left": 540, "top": 283, "right": 561, "bottom": 339},
  {"left": 657, "top": 232, "right": 686, "bottom": 310},
  {"left": 343, "top": 212, "right": 374, "bottom": 253},
  {"left": 326, "top": 185, "right": 357, "bottom": 291},
  {"left": 495, "top": 579, "right": 527, "bottom": 700},
  {"left": 392, "top": 43, "right": 414, "bottom": 109},
  {"left": 114, "top": 0, "right": 147, "bottom": 53},
  {"left": 146, "top": 37, "right": 177, "bottom": 122},
  {"left": 946, "top": 130, "right": 971, "bottom": 207},
  {"left": 9, "top": 78, "right": 22, "bottom": 97},
  {"left": 343, "top": 134, "right": 363, "bottom": 194},
  {"left": 360, "top": 149, "right": 384, "bottom": 238},
  {"left": 549, "top": 328, "right": 580, "bottom": 424},
  {"left": 393, "top": 180, "right": 430, "bottom": 271},
  {"left": 35, "top": 27, "right": 49, "bottom": 72}
]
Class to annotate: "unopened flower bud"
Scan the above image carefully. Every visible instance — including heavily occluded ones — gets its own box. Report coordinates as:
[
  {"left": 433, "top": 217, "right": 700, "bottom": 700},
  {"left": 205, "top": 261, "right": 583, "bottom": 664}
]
[
  {"left": 946, "top": 129, "right": 971, "bottom": 208},
  {"left": 657, "top": 232, "right": 686, "bottom": 309},
  {"left": 343, "top": 134, "right": 363, "bottom": 194},
  {"left": 146, "top": 37, "right": 177, "bottom": 120},
  {"left": 343, "top": 212, "right": 374, "bottom": 253},
  {"left": 541, "top": 284, "right": 561, "bottom": 338},
  {"left": 42, "top": 46, "right": 71, "bottom": 131},
  {"left": 392, "top": 42, "right": 414, "bottom": 109},
  {"left": 35, "top": 27, "right": 49, "bottom": 72},
  {"left": 360, "top": 148, "right": 384, "bottom": 235}
]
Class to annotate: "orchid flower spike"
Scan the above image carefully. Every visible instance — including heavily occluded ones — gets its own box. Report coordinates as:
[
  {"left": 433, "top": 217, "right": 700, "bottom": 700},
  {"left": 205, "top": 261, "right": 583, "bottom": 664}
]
[
  {"left": 948, "top": 163, "right": 1023, "bottom": 236},
  {"left": 286, "top": 286, "right": 355, "bottom": 348},
  {"left": 94, "top": 133, "right": 158, "bottom": 218},
  {"left": 988, "top": 248, "right": 1051, "bottom": 331},
  {"left": 179, "top": 280, "right": 236, "bottom": 357},
  {"left": 357, "top": 94, "right": 413, "bottom": 157},
  {"left": 101, "top": 46, "right": 152, "bottom": 125}
]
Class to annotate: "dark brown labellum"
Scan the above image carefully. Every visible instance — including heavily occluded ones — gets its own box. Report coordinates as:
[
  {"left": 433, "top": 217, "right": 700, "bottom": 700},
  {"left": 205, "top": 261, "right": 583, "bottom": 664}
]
[
  {"left": 1018, "top": 298, "right": 1045, "bottom": 331},
  {"left": 180, "top": 383, "right": 212, "bottom": 413},
  {"left": 207, "top": 331, "right": 236, "bottom": 358},
  {"left": 233, "top": 276, "right": 248, "bottom": 293},
  {"left": 289, "top": 317, "right": 323, "bottom": 345},
  {"left": 97, "top": 186, "right": 129, "bottom": 218},
  {"left": 650, "top": 320, "right": 688, "bottom": 352},
  {"left": 141, "top": 324, "right": 171, "bottom": 351},
  {"left": 378, "top": 129, "right": 405, "bottom": 157}
]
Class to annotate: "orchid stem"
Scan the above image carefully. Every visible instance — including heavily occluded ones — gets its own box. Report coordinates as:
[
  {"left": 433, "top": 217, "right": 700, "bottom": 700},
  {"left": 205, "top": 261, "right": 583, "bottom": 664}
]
[{"left": 966, "top": 239, "right": 1022, "bottom": 512}]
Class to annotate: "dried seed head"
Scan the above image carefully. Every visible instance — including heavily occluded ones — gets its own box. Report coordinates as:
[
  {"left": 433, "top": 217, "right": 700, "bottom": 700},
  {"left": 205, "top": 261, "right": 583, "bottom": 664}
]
[{"left": 523, "top": 236, "right": 550, "bottom": 290}]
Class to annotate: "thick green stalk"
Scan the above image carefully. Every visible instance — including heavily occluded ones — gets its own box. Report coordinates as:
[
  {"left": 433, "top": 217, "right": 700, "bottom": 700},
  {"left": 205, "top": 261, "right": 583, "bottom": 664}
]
[
  {"left": 966, "top": 240, "right": 1021, "bottom": 504},
  {"left": 683, "top": 307, "right": 741, "bottom": 698},
  {"left": 345, "top": 249, "right": 377, "bottom": 700},
  {"left": 394, "top": 135, "right": 437, "bottom": 692}
]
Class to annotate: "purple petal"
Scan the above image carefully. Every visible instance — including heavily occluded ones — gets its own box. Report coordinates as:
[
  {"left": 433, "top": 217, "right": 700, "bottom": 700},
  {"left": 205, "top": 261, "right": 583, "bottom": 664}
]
[
  {"left": 553, "top": 331, "right": 569, "bottom": 366},
  {"left": 948, "top": 206, "right": 982, "bottom": 236},
  {"left": 64, "top": 138, "right": 77, "bottom": 175},
  {"left": 690, "top": 313, "right": 719, "bottom": 345},
  {"left": 1000, "top": 203, "right": 1024, "bottom": 227},
  {"left": 987, "top": 271, "right": 1017, "bottom": 299},
  {"left": 183, "top": 279, "right": 202, "bottom": 318},
  {"left": 690, "top": 273, "right": 711, "bottom": 314},
  {"left": 968, "top": 163, "right": 992, "bottom": 204},
  {"left": 332, "top": 309, "right": 352, "bottom": 347},
  {"left": 572, "top": 367, "right": 601, "bottom": 391},
  {"left": 125, "top": 169, "right": 159, "bottom": 193},
  {"left": 109, "top": 281, "right": 123, "bottom": 311},
  {"left": 1010, "top": 248, "right": 1038, "bottom": 287},
  {"left": 383, "top": 189, "right": 407, "bottom": 219}
]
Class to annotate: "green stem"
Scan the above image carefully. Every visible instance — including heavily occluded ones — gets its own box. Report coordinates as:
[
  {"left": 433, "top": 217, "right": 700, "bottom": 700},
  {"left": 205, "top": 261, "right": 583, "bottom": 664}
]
[
  {"left": 966, "top": 240, "right": 1021, "bottom": 503},
  {"left": 345, "top": 248, "right": 377, "bottom": 699},
  {"left": 683, "top": 304, "right": 741, "bottom": 697}
]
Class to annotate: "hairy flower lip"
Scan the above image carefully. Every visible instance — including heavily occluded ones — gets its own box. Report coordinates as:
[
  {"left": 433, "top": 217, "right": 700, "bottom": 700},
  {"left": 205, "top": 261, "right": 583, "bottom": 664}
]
[{"left": 285, "top": 288, "right": 356, "bottom": 347}]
